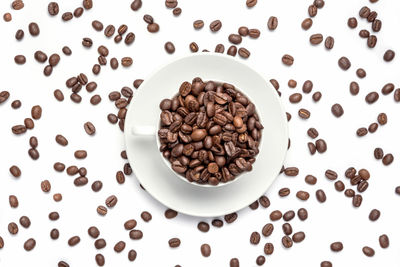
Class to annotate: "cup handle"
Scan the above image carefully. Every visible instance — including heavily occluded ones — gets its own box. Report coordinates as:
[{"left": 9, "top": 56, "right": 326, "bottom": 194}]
[{"left": 131, "top": 125, "right": 156, "bottom": 136}]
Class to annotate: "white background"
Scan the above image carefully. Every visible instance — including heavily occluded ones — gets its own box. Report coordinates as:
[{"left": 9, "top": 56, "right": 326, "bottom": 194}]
[{"left": 1, "top": 0, "right": 400, "bottom": 266}]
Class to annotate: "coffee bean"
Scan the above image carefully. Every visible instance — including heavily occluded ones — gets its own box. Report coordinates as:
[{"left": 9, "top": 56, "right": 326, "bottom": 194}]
[
  {"left": 282, "top": 54, "right": 294, "bottom": 66},
  {"left": 224, "top": 212, "right": 238, "bottom": 223},
  {"left": 359, "top": 29, "right": 370, "bottom": 38},
  {"left": 58, "top": 261, "right": 69, "bottom": 267},
  {"left": 279, "top": 188, "right": 290, "bottom": 197},
  {"left": 19, "top": 216, "right": 31, "bottom": 228},
  {"left": 95, "top": 254, "right": 105, "bottom": 266},
  {"left": 256, "top": 255, "right": 265, "bottom": 266},
  {"left": 353, "top": 194, "right": 363, "bottom": 207},
  {"left": 304, "top": 175, "right": 317, "bottom": 185},
  {"left": 321, "top": 261, "right": 332, "bottom": 267},
  {"left": 377, "top": 113, "right": 387, "bottom": 125},
  {"left": 9, "top": 195, "right": 19, "bottom": 208},
  {"left": 125, "top": 32, "right": 135, "bottom": 45},
  {"left": 49, "top": 228, "right": 59, "bottom": 240},
  {"left": 367, "top": 11, "right": 377, "bottom": 22},
  {"left": 14, "top": 29, "right": 24, "bottom": 41},
  {"left": 382, "top": 153, "right": 394, "bottom": 165},
  {"left": 113, "top": 241, "right": 126, "bottom": 253},
  {"left": 48, "top": 2, "right": 59, "bottom": 15},
  {"left": 259, "top": 196, "right": 270, "bottom": 208},
  {"left": 230, "top": 258, "right": 240, "bottom": 267},
  {"left": 121, "top": 57, "right": 133, "bottom": 67},
  {"left": 261, "top": 223, "right": 274, "bottom": 237},
  {"left": 53, "top": 193, "right": 62, "bottom": 202},
  {"left": 62, "top": 46, "right": 72, "bottom": 55},
  {"left": 368, "top": 209, "right": 380, "bottom": 221},
  {"left": 372, "top": 19, "right": 382, "bottom": 32},
  {"left": 3, "top": 12, "right": 12, "bottom": 22},
  {"left": 359, "top": 6, "right": 370, "bottom": 18},
  {"left": 210, "top": 20, "right": 222, "bottom": 32},
  {"left": 238, "top": 47, "right": 250, "bottom": 58},
  {"left": 34, "top": 50, "right": 47, "bottom": 63},
  {"left": 267, "top": 16, "right": 278, "bottom": 30},
  {"left": 270, "top": 210, "right": 282, "bottom": 221},
  {"left": 30, "top": 105, "right": 42, "bottom": 120},
  {"left": 373, "top": 148, "right": 384, "bottom": 160},
  {"left": 172, "top": 7, "right": 181, "bottom": 16},
  {"left": 287, "top": 79, "right": 297, "bottom": 88},
  {"left": 308, "top": 5, "right": 317, "bottom": 17},
  {"left": 129, "top": 229, "right": 143, "bottom": 240},
  {"left": 74, "top": 150, "right": 87, "bottom": 159},
  {"left": 246, "top": 0, "right": 257, "bottom": 7},
  {"left": 227, "top": 45, "right": 237, "bottom": 56},
  {"left": 298, "top": 108, "right": 310, "bottom": 119},
  {"left": 250, "top": 231, "right": 261, "bottom": 244},
  {"left": 197, "top": 221, "right": 210, "bottom": 232},
  {"left": 296, "top": 191, "right": 310, "bottom": 201},
  {"left": 139, "top": 211, "right": 152, "bottom": 222},
  {"left": 193, "top": 20, "right": 204, "bottom": 29},
  {"left": 167, "top": 237, "right": 180, "bottom": 248},
  {"left": 264, "top": 242, "right": 274, "bottom": 255},
  {"left": 14, "top": 55, "right": 26, "bottom": 65},
  {"left": 284, "top": 167, "right": 299, "bottom": 176},
  {"left": 10, "top": 165, "right": 21, "bottom": 178},
  {"left": 301, "top": 18, "right": 313, "bottom": 30},
  {"left": 49, "top": 211, "right": 60, "bottom": 221},
  {"left": 200, "top": 244, "right": 213, "bottom": 258},
  {"left": 379, "top": 234, "right": 389, "bottom": 248},
  {"left": 394, "top": 89, "right": 400, "bottom": 102},
  {"left": 74, "top": 7, "right": 84, "bottom": 17},
  {"left": 316, "top": 189, "right": 326, "bottom": 203},
  {"left": 228, "top": 34, "right": 242, "bottom": 45},
  {"left": 331, "top": 103, "right": 344, "bottom": 117},
  {"left": 330, "top": 242, "right": 343, "bottom": 252},
  {"left": 383, "top": 50, "right": 395, "bottom": 62},
  {"left": 348, "top": 17, "right": 358, "bottom": 28},
  {"left": 105, "top": 195, "right": 118, "bottom": 208},
  {"left": 147, "top": 23, "right": 160, "bottom": 33},
  {"left": 118, "top": 24, "right": 128, "bottom": 35},
  {"left": 292, "top": 232, "right": 305, "bottom": 243},
  {"left": 28, "top": 148, "right": 39, "bottom": 160},
  {"left": 325, "top": 169, "right": 337, "bottom": 180},
  {"left": 298, "top": 208, "right": 308, "bottom": 220},
  {"left": 131, "top": 0, "right": 142, "bottom": 11},
  {"left": 165, "top": 0, "right": 177, "bottom": 8},
  {"left": 97, "top": 205, "right": 107, "bottom": 216},
  {"left": 310, "top": 33, "right": 323, "bottom": 45},
  {"left": 55, "top": 134, "right": 68, "bottom": 146},
  {"left": 338, "top": 56, "right": 351, "bottom": 70},
  {"left": 28, "top": 22, "right": 40, "bottom": 36},
  {"left": 362, "top": 246, "right": 375, "bottom": 257},
  {"left": 124, "top": 219, "right": 137, "bottom": 230},
  {"left": 84, "top": 122, "right": 96, "bottom": 135},
  {"left": 83, "top": 0, "right": 93, "bottom": 9},
  {"left": 90, "top": 95, "right": 101, "bottom": 105},
  {"left": 367, "top": 35, "right": 377, "bottom": 48},
  {"left": 82, "top": 37, "right": 93, "bottom": 48},
  {"left": 24, "top": 238, "right": 36, "bottom": 251},
  {"left": 381, "top": 83, "right": 394, "bottom": 95},
  {"left": 74, "top": 176, "right": 88, "bottom": 186},
  {"left": 164, "top": 42, "right": 175, "bottom": 54},
  {"left": 334, "top": 181, "right": 345, "bottom": 191},
  {"left": 142, "top": 15, "right": 153, "bottom": 24},
  {"left": 87, "top": 226, "right": 100, "bottom": 239},
  {"left": 61, "top": 12, "right": 73, "bottom": 21},
  {"left": 312, "top": 91, "right": 322, "bottom": 102},
  {"left": 8, "top": 221, "right": 21, "bottom": 235},
  {"left": 282, "top": 236, "right": 293, "bottom": 248},
  {"left": 324, "top": 36, "right": 334, "bottom": 49},
  {"left": 365, "top": 92, "right": 379, "bottom": 104}
]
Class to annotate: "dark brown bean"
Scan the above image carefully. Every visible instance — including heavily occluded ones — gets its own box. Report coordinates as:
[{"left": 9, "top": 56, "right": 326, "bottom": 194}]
[
  {"left": 338, "top": 56, "right": 351, "bottom": 70},
  {"left": 301, "top": 18, "right": 313, "bottom": 30},
  {"left": 267, "top": 16, "right": 278, "bottom": 30}
]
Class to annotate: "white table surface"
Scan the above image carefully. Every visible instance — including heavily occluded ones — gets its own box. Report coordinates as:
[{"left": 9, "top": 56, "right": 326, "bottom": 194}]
[{"left": 0, "top": 0, "right": 399, "bottom": 266}]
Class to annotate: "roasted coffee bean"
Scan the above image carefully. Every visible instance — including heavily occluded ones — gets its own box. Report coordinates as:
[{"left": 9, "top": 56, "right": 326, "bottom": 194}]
[
  {"left": 297, "top": 208, "right": 308, "bottom": 220},
  {"left": 14, "top": 55, "right": 26, "bottom": 65},
  {"left": 49, "top": 211, "right": 60, "bottom": 221},
  {"left": 189, "top": 42, "right": 199, "bottom": 52},
  {"left": 374, "top": 147, "right": 384, "bottom": 159},
  {"left": 308, "top": 5, "right": 317, "bottom": 17},
  {"left": 316, "top": 189, "right": 326, "bottom": 202},
  {"left": 367, "top": 11, "right": 377, "bottom": 22},
  {"left": 338, "top": 56, "right": 351, "bottom": 70},
  {"left": 227, "top": 45, "right": 237, "bottom": 56},
  {"left": 267, "top": 16, "right": 278, "bottom": 30},
  {"left": 250, "top": 232, "right": 261, "bottom": 244},
  {"left": 24, "top": 238, "right": 36, "bottom": 251},
  {"left": 129, "top": 229, "right": 143, "bottom": 240},
  {"left": 325, "top": 36, "right": 334, "bottom": 49},
  {"left": 264, "top": 243, "right": 274, "bottom": 255},
  {"left": 19, "top": 216, "right": 31, "bottom": 228},
  {"left": 9, "top": 195, "right": 19, "bottom": 208},
  {"left": 82, "top": 38, "right": 93, "bottom": 48},
  {"left": 212, "top": 219, "right": 223, "bottom": 228},
  {"left": 140, "top": 211, "right": 152, "bottom": 222},
  {"left": 394, "top": 89, "right": 400, "bottom": 102},
  {"left": 259, "top": 196, "right": 270, "bottom": 208},
  {"left": 58, "top": 261, "right": 69, "bottom": 267},
  {"left": 200, "top": 244, "right": 211, "bottom": 257},
  {"left": 97, "top": 205, "right": 107, "bottom": 216},
  {"left": 48, "top": 2, "right": 59, "bottom": 15},
  {"left": 105, "top": 195, "right": 118, "bottom": 208},
  {"left": 224, "top": 212, "right": 238, "bottom": 223},
  {"left": 147, "top": 23, "right": 160, "bottom": 33},
  {"left": 131, "top": 0, "right": 142, "bottom": 11},
  {"left": 31, "top": 105, "right": 42, "bottom": 120},
  {"left": 377, "top": 113, "right": 387, "bottom": 125},
  {"left": 288, "top": 79, "right": 297, "bottom": 88},
  {"left": 83, "top": 0, "right": 93, "bottom": 9},
  {"left": 369, "top": 209, "right": 380, "bottom": 221},
  {"left": 198, "top": 221, "right": 210, "bottom": 232},
  {"left": 246, "top": 0, "right": 257, "bottom": 7},
  {"left": 282, "top": 223, "right": 293, "bottom": 235},
  {"left": 125, "top": 32, "right": 135, "bottom": 44},
  {"left": 172, "top": 7, "right": 182, "bottom": 16},
  {"left": 53, "top": 193, "right": 62, "bottom": 202},
  {"left": 104, "top": 25, "right": 115, "bottom": 37},
  {"left": 74, "top": 150, "right": 87, "bottom": 159},
  {"left": 359, "top": 6, "right": 370, "bottom": 18},
  {"left": 90, "top": 95, "right": 101, "bottom": 105},
  {"left": 230, "top": 258, "right": 240, "bottom": 267},
  {"left": 165, "top": 0, "right": 177, "bottom": 8},
  {"left": 55, "top": 134, "right": 68, "bottom": 146},
  {"left": 168, "top": 238, "right": 180, "bottom": 248},
  {"left": 381, "top": 83, "right": 394, "bottom": 95},
  {"left": 165, "top": 42, "right": 175, "bottom": 54},
  {"left": 121, "top": 57, "right": 133, "bottom": 67},
  {"left": 28, "top": 148, "right": 39, "bottom": 160},
  {"left": 382, "top": 154, "right": 394, "bottom": 165},
  {"left": 28, "top": 22, "right": 40, "bottom": 36},
  {"left": 215, "top": 44, "right": 225, "bottom": 53},
  {"left": 282, "top": 54, "right": 294, "bottom": 66},
  {"left": 334, "top": 181, "right": 345, "bottom": 191},
  {"left": 4, "top": 13, "right": 12, "bottom": 22},
  {"left": 325, "top": 169, "right": 337, "bottom": 180},
  {"left": 310, "top": 33, "right": 323, "bottom": 45},
  {"left": 61, "top": 12, "right": 73, "bottom": 21},
  {"left": 321, "top": 261, "right": 332, "bottom": 267},
  {"left": 279, "top": 188, "right": 290, "bottom": 197},
  {"left": 62, "top": 46, "right": 72, "bottom": 55},
  {"left": 284, "top": 167, "right": 299, "bottom": 176},
  {"left": 68, "top": 236, "right": 80, "bottom": 246},
  {"left": 15, "top": 29, "right": 24, "bottom": 40},
  {"left": 10, "top": 165, "right": 22, "bottom": 178},
  {"left": 282, "top": 236, "right": 293, "bottom": 248},
  {"left": 365, "top": 92, "right": 379, "bottom": 104},
  {"left": 210, "top": 20, "right": 222, "bottom": 32},
  {"left": 238, "top": 47, "right": 250, "bottom": 58},
  {"left": 372, "top": 19, "right": 382, "bottom": 32},
  {"left": 292, "top": 232, "right": 306, "bottom": 243},
  {"left": 113, "top": 241, "right": 126, "bottom": 252},
  {"left": 74, "top": 7, "right": 84, "bottom": 17},
  {"left": 88, "top": 226, "right": 100, "bottom": 238},
  {"left": 331, "top": 103, "right": 344, "bottom": 117},
  {"left": 367, "top": 35, "right": 377, "bottom": 48},
  {"left": 34, "top": 51, "right": 47, "bottom": 63},
  {"left": 50, "top": 228, "right": 59, "bottom": 239},
  {"left": 349, "top": 81, "right": 360, "bottom": 95},
  {"left": 348, "top": 17, "right": 358, "bottom": 28},
  {"left": 118, "top": 24, "right": 128, "bottom": 35},
  {"left": 92, "top": 20, "right": 104, "bottom": 31},
  {"left": 356, "top": 68, "right": 366, "bottom": 79},
  {"left": 262, "top": 223, "right": 274, "bottom": 237},
  {"left": 359, "top": 29, "right": 370, "bottom": 38},
  {"left": 353, "top": 194, "right": 363, "bottom": 207},
  {"left": 256, "top": 255, "right": 265, "bottom": 266},
  {"left": 229, "top": 34, "right": 242, "bottom": 45},
  {"left": 296, "top": 191, "right": 310, "bottom": 201},
  {"left": 357, "top": 127, "right": 368, "bottom": 137},
  {"left": 379, "top": 234, "right": 389, "bottom": 248},
  {"left": 193, "top": 20, "right": 204, "bottom": 29},
  {"left": 270, "top": 210, "right": 282, "bottom": 221},
  {"left": 298, "top": 108, "right": 310, "bottom": 119},
  {"left": 330, "top": 242, "right": 343, "bottom": 252},
  {"left": 164, "top": 209, "right": 178, "bottom": 219},
  {"left": 383, "top": 50, "right": 395, "bottom": 62},
  {"left": 305, "top": 175, "right": 317, "bottom": 185},
  {"left": 313, "top": 91, "right": 322, "bottom": 101},
  {"left": 95, "top": 254, "right": 105, "bottom": 266},
  {"left": 301, "top": 18, "right": 313, "bottom": 30},
  {"left": 74, "top": 176, "right": 88, "bottom": 186},
  {"left": 362, "top": 246, "right": 375, "bottom": 257},
  {"left": 84, "top": 122, "right": 96, "bottom": 135}
]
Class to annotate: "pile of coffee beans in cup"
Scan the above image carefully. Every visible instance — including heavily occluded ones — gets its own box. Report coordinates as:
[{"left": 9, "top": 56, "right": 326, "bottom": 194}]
[{"left": 158, "top": 78, "right": 263, "bottom": 185}]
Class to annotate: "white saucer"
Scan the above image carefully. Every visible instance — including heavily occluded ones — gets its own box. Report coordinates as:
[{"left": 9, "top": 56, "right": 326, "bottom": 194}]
[{"left": 124, "top": 54, "right": 288, "bottom": 217}]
